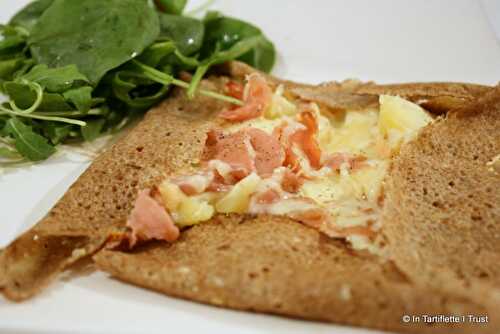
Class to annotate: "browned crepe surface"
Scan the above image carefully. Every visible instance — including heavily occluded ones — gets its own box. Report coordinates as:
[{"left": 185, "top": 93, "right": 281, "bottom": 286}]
[
  {"left": 1, "top": 62, "right": 498, "bottom": 333},
  {"left": 380, "top": 86, "right": 500, "bottom": 305}
]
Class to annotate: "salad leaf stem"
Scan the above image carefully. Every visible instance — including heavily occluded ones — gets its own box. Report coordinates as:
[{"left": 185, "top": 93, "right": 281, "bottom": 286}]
[
  {"left": 0, "top": 106, "right": 86, "bottom": 126},
  {"left": 132, "top": 60, "right": 243, "bottom": 105},
  {"left": 0, "top": 0, "right": 274, "bottom": 163},
  {"left": 187, "top": 35, "right": 264, "bottom": 98},
  {"left": 33, "top": 108, "right": 106, "bottom": 118},
  {"left": 8, "top": 80, "right": 43, "bottom": 114}
]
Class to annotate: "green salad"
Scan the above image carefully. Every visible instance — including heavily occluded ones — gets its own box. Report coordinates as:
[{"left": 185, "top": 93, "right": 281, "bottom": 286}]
[{"left": 0, "top": 0, "right": 275, "bottom": 164}]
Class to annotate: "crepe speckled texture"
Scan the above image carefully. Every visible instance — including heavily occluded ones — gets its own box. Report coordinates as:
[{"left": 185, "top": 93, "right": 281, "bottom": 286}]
[
  {"left": 1, "top": 62, "right": 499, "bottom": 333},
  {"left": 0, "top": 78, "right": 227, "bottom": 301},
  {"left": 380, "top": 86, "right": 500, "bottom": 304}
]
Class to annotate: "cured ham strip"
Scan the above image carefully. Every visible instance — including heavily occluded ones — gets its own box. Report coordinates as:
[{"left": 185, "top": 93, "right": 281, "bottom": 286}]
[
  {"left": 126, "top": 189, "right": 180, "bottom": 246},
  {"left": 295, "top": 110, "right": 322, "bottom": 169},
  {"left": 274, "top": 110, "right": 322, "bottom": 172},
  {"left": 245, "top": 128, "right": 285, "bottom": 176},
  {"left": 204, "top": 128, "right": 284, "bottom": 179},
  {"left": 219, "top": 74, "right": 272, "bottom": 122}
]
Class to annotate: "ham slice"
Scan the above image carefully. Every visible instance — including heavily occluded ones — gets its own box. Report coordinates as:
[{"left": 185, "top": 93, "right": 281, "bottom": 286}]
[
  {"left": 205, "top": 128, "right": 284, "bottom": 179},
  {"left": 127, "top": 189, "right": 180, "bottom": 246},
  {"left": 246, "top": 128, "right": 285, "bottom": 177},
  {"left": 219, "top": 74, "right": 272, "bottom": 122},
  {"left": 275, "top": 110, "right": 322, "bottom": 172}
]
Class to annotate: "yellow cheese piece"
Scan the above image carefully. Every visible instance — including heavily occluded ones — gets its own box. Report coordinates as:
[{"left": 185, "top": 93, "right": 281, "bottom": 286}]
[
  {"left": 379, "top": 95, "right": 432, "bottom": 148},
  {"left": 216, "top": 173, "right": 261, "bottom": 213},
  {"left": 158, "top": 181, "right": 186, "bottom": 212},
  {"left": 176, "top": 197, "right": 215, "bottom": 226},
  {"left": 158, "top": 181, "right": 214, "bottom": 226}
]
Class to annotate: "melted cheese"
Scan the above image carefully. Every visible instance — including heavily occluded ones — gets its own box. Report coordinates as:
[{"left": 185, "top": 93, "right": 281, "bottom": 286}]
[
  {"left": 320, "top": 108, "right": 380, "bottom": 157},
  {"left": 379, "top": 95, "right": 432, "bottom": 150},
  {"left": 158, "top": 181, "right": 215, "bottom": 226},
  {"left": 152, "top": 88, "right": 433, "bottom": 251},
  {"left": 265, "top": 85, "right": 297, "bottom": 119},
  {"left": 215, "top": 173, "right": 261, "bottom": 214}
]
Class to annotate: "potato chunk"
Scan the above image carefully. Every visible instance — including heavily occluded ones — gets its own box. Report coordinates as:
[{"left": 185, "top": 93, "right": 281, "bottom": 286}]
[{"left": 216, "top": 173, "right": 261, "bottom": 214}]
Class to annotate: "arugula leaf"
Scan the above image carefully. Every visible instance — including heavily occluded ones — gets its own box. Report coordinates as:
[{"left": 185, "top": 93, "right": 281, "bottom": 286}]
[
  {"left": 0, "top": 35, "right": 26, "bottom": 56},
  {"left": 42, "top": 122, "right": 72, "bottom": 145},
  {"left": 239, "top": 38, "right": 275, "bottom": 73},
  {"left": 9, "top": 0, "right": 55, "bottom": 33},
  {"left": 154, "top": 0, "right": 187, "bottom": 15},
  {"left": 111, "top": 72, "right": 170, "bottom": 111},
  {"left": 5, "top": 118, "right": 55, "bottom": 161},
  {"left": 0, "top": 58, "right": 24, "bottom": 81},
  {"left": 0, "top": 0, "right": 276, "bottom": 165},
  {"left": 201, "top": 15, "right": 275, "bottom": 72},
  {"left": 158, "top": 14, "right": 204, "bottom": 56},
  {"left": 63, "top": 86, "right": 92, "bottom": 113},
  {"left": 113, "top": 72, "right": 169, "bottom": 111},
  {"left": 29, "top": 0, "right": 160, "bottom": 85},
  {"left": 187, "top": 35, "right": 265, "bottom": 98},
  {"left": 10, "top": 58, "right": 35, "bottom": 80},
  {"left": 138, "top": 41, "right": 177, "bottom": 68},
  {"left": 21, "top": 64, "right": 89, "bottom": 93},
  {"left": 81, "top": 119, "right": 106, "bottom": 142},
  {"left": 172, "top": 50, "right": 200, "bottom": 68},
  {"left": 183, "top": 14, "right": 275, "bottom": 98},
  {"left": 3, "top": 81, "right": 71, "bottom": 111}
]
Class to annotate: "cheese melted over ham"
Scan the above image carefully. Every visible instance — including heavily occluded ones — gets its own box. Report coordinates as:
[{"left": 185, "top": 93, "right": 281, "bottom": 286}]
[{"left": 126, "top": 74, "right": 433, "bottom": 252}]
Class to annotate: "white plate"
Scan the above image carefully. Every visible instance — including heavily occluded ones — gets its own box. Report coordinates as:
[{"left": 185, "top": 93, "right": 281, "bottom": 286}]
[{"left": 1, "top": 1, "right": 500, "bottom": 333}]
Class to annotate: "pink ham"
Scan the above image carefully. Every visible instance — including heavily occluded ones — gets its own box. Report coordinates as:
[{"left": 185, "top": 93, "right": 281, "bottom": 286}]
[
  {"left": 219, "top": 74, "right": 272, "bottom": 122},
  {"left": 127, "top": 189, "right": 180, "bottom": 246}
]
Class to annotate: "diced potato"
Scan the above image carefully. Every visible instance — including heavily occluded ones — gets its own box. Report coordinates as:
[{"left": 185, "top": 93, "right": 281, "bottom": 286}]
[
  {"left": 158, "top": 181, "right": 186, "bottom": 212},
  {"left": 159, "top": 181, "right": 214, "bottom": 226},
  {"left": 176, "top": 198, "right": 215, "bottom": 225},
  {"left": 265, "top": 85, "right": 297, "bottom": 119},
  {"left": 379, "top": 95, "right": 432, "bottom": 138},
  {"left": 216, "top": 173, "right": 261, "bottom": 213}
]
